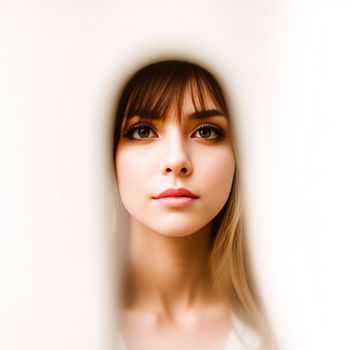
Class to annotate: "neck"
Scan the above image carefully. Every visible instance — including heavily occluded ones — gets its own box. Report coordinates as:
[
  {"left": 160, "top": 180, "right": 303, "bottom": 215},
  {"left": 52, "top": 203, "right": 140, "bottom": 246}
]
[{"left": 123, "top": 218, "right": 215, "bottom": 319}]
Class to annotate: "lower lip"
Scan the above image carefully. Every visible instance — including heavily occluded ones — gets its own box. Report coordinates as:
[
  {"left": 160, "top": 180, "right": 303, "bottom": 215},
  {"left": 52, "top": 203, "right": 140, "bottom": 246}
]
[{"left": 153, "top": 196, "right": 197, "bottom": 208}]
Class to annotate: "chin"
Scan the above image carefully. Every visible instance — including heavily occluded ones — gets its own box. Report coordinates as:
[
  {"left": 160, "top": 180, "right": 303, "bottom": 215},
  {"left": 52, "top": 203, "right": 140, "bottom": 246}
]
[{"left": 149, "top": 221, "right": 211, "bottom": 238}]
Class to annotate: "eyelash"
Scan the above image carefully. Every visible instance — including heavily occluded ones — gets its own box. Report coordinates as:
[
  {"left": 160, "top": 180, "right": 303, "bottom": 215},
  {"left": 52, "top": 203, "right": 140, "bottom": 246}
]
[
  {"left": 193, "top": 123, "right": 226, "bottom": 139},
  {"left": 124, "top": 122, "right": 226, "bottom": 141}
]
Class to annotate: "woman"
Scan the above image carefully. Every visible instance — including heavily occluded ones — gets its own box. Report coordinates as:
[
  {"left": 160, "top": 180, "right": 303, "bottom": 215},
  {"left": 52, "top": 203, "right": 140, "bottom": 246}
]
[{"left": 113, "top": 59, "right": 273, "bottom": 350}]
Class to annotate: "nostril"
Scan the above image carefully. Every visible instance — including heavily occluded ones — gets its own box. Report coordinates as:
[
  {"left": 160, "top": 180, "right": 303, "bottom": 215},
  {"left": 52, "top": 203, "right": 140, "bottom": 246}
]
[{"left": 163, "top": 166, "right": 190, "bottom": 174}]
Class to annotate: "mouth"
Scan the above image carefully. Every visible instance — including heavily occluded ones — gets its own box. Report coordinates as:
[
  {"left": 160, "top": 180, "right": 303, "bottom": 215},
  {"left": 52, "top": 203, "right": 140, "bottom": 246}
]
[
  {"left": 153, "top": 188, "right": 198, "bottom": 199},
  {"left": 152, "top": 188, "right": 199, "bottom": 208}
]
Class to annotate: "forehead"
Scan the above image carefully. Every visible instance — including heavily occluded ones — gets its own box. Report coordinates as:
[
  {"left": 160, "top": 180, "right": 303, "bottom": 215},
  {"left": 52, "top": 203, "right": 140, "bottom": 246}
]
[
  {"left": 181, "top": 86, "right": 219, "bottom": 112},
  {"left": 163, "top": 87, "right": 222, "bottom": 122},
  {"left": 123, "top": 81, "right": 226, "bottom": 126}
]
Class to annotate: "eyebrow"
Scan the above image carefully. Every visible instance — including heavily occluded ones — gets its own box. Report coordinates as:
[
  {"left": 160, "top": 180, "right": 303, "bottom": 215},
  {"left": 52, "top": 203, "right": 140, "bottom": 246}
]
[
  {"left": 129, "top": 109, "right": 227, "bottom": 120},
  {"left": 189, "top": 109, "right": 226, "bottom": 119}
]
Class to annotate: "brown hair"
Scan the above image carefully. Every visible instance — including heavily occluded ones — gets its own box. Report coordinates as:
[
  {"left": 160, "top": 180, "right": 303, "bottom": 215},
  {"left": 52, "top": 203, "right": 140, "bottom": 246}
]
[
  {"left": 113, "top": 59, "right": 274, "bottom": 348},
  {"left": 113, "top": 60, "right": 230, "bottom": 157}
]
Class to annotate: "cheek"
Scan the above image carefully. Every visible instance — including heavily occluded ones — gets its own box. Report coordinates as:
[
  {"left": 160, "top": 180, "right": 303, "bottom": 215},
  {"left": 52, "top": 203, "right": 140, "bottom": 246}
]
[
  {"left": 196, "top": 146, "right": 235, "bottom": 204},
  {"left": 115, "top": 147, "right": 157, "bottom": 216},
  {"left": 115, "top": 149, "right": 142, "bottom": 209},
  {"left": 214, "top": 150, "right": 235, "bottom": 185}
]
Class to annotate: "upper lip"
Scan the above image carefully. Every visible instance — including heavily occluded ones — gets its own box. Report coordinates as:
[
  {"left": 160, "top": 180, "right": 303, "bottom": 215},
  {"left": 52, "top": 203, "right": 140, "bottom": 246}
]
[{"left": 153, "top": 188, "right": 199, "bottom": 199}]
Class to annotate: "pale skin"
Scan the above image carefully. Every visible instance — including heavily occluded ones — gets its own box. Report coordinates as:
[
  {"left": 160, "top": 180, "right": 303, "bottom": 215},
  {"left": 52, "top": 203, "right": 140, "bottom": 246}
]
[{"left": 115, "top": 89, "right": 236, "bottom": 350}]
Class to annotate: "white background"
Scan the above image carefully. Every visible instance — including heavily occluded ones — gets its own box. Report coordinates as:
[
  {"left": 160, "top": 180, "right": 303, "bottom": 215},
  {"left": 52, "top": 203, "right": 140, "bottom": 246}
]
[{"left": 1, "top": 0, "right": 350, "bottom": 349}]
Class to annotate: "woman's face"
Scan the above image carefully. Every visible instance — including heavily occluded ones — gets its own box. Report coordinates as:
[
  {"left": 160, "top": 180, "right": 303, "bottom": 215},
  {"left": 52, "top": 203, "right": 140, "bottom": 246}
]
[{"left": 115, "top": 89, "right": 235, "bottom": 237}]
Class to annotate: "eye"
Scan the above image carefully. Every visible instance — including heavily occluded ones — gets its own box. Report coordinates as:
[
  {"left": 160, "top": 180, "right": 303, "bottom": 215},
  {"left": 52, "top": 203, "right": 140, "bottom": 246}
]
[
  {"left": 192, "top": 123, "right": 225, "bottom": 140},
  {"left": 126, "top": 124, "right": 158, "bottom": 140}
]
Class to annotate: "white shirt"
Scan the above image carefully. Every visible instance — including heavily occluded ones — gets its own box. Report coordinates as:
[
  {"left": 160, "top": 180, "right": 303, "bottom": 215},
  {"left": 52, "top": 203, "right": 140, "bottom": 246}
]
[{"left": 224, "top": 315, "right": 261, "bottom": 350}]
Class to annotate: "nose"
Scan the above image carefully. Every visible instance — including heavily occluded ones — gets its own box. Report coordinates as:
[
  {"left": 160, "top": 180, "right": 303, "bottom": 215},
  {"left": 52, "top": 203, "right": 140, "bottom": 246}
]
[{"left": 160, "top": 125, "right": 193, "bottom": 177}]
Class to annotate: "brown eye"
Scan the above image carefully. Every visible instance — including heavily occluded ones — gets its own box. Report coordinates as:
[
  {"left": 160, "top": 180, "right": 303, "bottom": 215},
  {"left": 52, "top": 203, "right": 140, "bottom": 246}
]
[
  {"left": 192, "top": 124, "right": 225, "bottom": 140},
  {"left": 198, "top": 128, "right": 212, "bottom": 139},
  {"left": 136, "top": 126, "right": 151, "bottom": 138},
  {"left": 126, "top": 124, "right": 157, "bottom": 140}
]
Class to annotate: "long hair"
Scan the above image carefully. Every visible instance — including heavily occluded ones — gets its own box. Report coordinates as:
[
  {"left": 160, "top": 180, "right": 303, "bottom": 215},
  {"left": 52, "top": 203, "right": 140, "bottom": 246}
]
[{"left": 113, "top": 59, "right": 274, "bottom": 348}]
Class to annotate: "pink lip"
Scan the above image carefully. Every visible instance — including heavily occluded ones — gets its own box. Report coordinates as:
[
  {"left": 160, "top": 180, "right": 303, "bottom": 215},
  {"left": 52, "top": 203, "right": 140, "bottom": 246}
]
[
  {"left": 153, "top": 188, "right": 198, "bottom": 199},
  {"left": 152, "top": 188, "right": 199, "bottom": 208}
]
